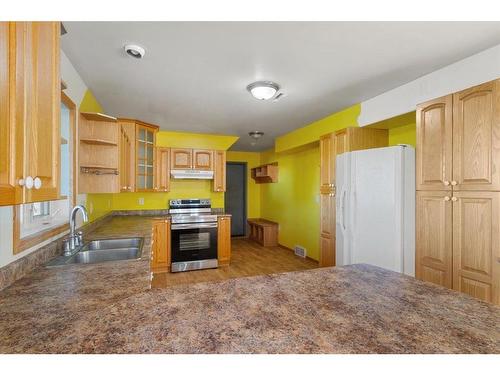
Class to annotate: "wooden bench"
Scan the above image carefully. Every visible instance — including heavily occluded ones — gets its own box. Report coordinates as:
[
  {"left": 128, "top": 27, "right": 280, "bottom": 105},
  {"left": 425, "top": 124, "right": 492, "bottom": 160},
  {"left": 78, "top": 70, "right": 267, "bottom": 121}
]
[{"left": 247, "top": 218, "right": 279, "bottom": 247}]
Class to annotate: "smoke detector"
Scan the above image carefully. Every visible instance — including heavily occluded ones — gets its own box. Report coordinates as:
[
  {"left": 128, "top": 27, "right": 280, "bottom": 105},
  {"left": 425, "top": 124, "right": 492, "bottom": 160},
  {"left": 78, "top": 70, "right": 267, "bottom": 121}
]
[{"left": 124, "top": 44, "right": 146, "bottom": 59}]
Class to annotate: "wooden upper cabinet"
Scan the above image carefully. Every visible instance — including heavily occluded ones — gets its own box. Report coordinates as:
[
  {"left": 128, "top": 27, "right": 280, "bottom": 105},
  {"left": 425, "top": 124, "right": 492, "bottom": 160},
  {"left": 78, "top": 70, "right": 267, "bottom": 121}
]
[
  {"left": 155, "top": 147, "right": 170, "bottom": 192},
  {"left": 453, "top": 80, "right": 500, "bottom": 191},
  {"left": 334, "top": 129, "right": 348, "bottom": 155},
  {"left": 136, "top": 124, "right": 157, "bottom": 192},
  {"left": 119, "top": 123, "right": 135, "bottom": 192},
  {"left": 416, "top": 191, "right": 453, "bottom": 288},
  {"left": 452, "top": 191, "right": 499, "bottom": 304},
  {"left": 217, "top": 216, "right": 231, "bottom": 266},
  {"left": 171, "top": 148, "right": 192, "bottom": 169},
  {"left": 319, "top": 133, "right": 334, "bottom": 193},
  {"left": 23, "top": 22, "right": 60, "bottom": 202},
  {"left": 416, "top": 95, "right": 453, "bottom": 191},
  {"left": 213, "top": 150, "right": 226, "bottom": 192},
  {"left": 193, "top": 149, "right": 213, "bottom": 170},
  {"left": 0, "top": 22, "right": 18, "bottom": 205}
]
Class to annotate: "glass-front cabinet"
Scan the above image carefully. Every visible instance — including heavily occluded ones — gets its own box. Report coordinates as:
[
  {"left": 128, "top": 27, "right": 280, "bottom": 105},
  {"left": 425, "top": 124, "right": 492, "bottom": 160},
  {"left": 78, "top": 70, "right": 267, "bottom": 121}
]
[{"left": 136, "top": 124, "right": 158, "bottom": 191}]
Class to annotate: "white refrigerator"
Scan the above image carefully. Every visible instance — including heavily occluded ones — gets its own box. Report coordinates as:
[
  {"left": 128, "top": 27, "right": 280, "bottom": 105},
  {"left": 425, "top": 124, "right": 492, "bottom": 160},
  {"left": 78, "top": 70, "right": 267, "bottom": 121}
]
[{"left": 335, "top": 145, "right": 415, "bottom": 276}]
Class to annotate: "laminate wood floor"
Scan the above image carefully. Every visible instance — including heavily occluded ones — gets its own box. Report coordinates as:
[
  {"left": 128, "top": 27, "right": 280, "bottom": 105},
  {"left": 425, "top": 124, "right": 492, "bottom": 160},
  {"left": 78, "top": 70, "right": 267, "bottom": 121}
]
[{"left": 151, "top": 238, "right": 318, "bottom": 288}]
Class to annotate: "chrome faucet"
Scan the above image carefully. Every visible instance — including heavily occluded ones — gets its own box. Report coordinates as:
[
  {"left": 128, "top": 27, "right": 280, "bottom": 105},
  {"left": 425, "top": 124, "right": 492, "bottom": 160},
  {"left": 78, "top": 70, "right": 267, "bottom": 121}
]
[{"left": 64, "top": 205, "right": 89, "bottom": 256}]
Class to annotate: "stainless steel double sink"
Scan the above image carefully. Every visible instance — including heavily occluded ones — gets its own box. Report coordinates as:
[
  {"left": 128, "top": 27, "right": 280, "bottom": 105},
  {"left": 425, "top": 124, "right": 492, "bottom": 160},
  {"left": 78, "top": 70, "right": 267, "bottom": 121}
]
[{"left": 46, "top": 237, "right": 143, "bottom": 267}]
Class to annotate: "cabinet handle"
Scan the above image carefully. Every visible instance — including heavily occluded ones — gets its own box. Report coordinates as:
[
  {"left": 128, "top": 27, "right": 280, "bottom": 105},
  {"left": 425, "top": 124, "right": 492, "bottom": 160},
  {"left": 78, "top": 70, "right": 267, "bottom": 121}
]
[
  {"left": 24, "top": 176, "right": 34, "bottom": 189},
  {"left": 443, "top": 181, "right": 450, "bottom": 186},
  {"left": 451, "top": 181, "right": 458, "bottom": 186},
  {"left": 33, "top": 177, "right": 42, "bottom": 189},
  {"left": 18, "top": 178, "right": 25, "bottom": 187},
  {"left": 451, "top": 196, "right": 458, "bottom": 202},
  {"left": 444, "top": 196, "right": 451, "bottom": 201}
]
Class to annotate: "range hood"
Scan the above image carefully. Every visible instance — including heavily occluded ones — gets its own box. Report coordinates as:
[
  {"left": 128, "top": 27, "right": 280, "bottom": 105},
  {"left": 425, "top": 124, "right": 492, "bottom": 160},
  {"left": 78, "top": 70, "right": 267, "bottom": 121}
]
[{"left": 171, "top": 169, "right": 214, "bottom": 180}]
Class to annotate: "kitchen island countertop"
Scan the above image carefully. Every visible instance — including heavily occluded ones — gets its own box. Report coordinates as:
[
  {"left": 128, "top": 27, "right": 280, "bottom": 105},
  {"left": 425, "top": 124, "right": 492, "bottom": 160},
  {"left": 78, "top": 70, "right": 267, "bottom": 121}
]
[{"left": 0, "top": 214, "right": 498, "bottom": 354}]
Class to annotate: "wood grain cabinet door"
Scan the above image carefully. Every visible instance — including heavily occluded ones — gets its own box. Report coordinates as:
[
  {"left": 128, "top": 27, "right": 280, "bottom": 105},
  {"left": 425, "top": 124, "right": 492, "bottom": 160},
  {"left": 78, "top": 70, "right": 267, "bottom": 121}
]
[
  {"left": 320, "top": 235, "right": 335, "bottom": 268},
  {"left": 171, "top": 148, "right": 192, "bottom": 169},
  {"left": 213, "top": 150, "right": 226, "bottom": 192},
  {"left": 452, "top": 80, "right": 500, "bottom": 191},
  {"left": 416, "top": 191, "right": 453, "bottom": 288},
  {"left": 155, "top": 147, "right": 170, "bottom": 192},
  {"left": 193, "top": 149, "right": 213, "bottom": 170},
  {"left": 218, "top": 216, "right": 231, "bottom": 266},
  {"left": 22, "top": 22, "right": 61, "bottom": 202},
  {"left": 452, "top": 191, "right": 499, "bottom": 304},
  {"left": 319, "top": 133, "right": 334, "bottom": 193},
  {"left": 0, "top": 22, "right": 19, "bottom": 205},
  {"left": 151, "top": 219, "right": 171, "bottom": 272},
  {"left": 416, "top": 95, "right": 453, "bottom": 191}
]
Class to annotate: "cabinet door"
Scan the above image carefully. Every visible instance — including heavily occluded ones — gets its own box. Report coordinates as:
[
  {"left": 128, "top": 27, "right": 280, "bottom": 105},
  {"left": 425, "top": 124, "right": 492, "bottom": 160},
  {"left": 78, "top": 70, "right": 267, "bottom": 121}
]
[
  {"left": 193, "top": 149, "right": 213, "bottom": 170},
  {"left": 416, "top": 95, "right": 453, "bottom": 191},
  {"left": 452, "top": 191, "right": 499, "bottom": 304},
  {"left": 213, "top": 150, "right": 226, "bottom": 192},
  {"left": 0, "top": 22, "right": 19, "bottom": 205},
  {"left": 334, "top": 129, "right": 348, "bottom": 155},
  {"left": 320, "top": 235, "right": 335, "bottom": 268},
  {"left": 23, "top": 22, "right": 60, "bottom": 202},
  {"left": 416, "top": 191, "right": 453, "bottom": 288},
  {"left": 171, "top": 148, "right": 192, "bottom": 169},
  {"left": 119, "top": 126, "right": 131, "bottom": 192},
  {"left": 151, "top": 219, "right": 171, "bottom": 272},
  {"left": 136, "top": 125, "right": 155, "bottom": 191},
  {"left": 155, "top": 147, "right": 170, "bottom": 192},
  {"left": 453, "top": 80, "right": 500, "bottom": 191},
  {"left": 319, "top": 133, "right": 334, "bottom": 193},
  {"left": 218, "top": 216, "right": 231, "bottom": 266}
]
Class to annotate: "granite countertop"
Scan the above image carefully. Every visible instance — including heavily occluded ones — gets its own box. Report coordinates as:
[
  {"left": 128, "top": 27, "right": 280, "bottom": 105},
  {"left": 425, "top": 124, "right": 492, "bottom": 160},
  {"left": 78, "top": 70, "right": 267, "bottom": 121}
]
[{"left": 0, "top": 214, "right": 498, "bottom": 355}]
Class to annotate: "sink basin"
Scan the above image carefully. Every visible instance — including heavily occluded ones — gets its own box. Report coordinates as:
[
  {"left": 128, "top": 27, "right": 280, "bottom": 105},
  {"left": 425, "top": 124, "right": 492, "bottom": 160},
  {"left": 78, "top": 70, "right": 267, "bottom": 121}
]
[{"left": 46, "top": 237, "right": 143, "bottom": 267}]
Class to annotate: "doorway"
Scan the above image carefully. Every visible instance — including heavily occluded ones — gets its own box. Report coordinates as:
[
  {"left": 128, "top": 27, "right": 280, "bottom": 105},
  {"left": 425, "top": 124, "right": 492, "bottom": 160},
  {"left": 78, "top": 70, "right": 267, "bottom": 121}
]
[{"left": 225, "top": 162, "right": 247, "bottom": 237}]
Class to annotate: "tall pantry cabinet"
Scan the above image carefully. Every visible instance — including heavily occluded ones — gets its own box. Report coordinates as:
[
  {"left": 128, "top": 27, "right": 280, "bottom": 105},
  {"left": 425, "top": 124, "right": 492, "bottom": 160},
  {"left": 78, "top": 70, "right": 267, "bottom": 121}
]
[
  {"left": 416, "top": 79, "right": 500, "bottom": 305},
  {"left": 0, "top": 22, "right": 61, "bottom": 205}
]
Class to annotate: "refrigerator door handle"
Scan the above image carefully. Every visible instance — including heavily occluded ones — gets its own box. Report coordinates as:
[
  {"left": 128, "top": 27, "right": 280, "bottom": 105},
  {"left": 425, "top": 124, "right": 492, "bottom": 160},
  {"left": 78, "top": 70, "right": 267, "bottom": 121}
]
[{"left": 341, "top": 188, "right": 347, "bottom": 231}]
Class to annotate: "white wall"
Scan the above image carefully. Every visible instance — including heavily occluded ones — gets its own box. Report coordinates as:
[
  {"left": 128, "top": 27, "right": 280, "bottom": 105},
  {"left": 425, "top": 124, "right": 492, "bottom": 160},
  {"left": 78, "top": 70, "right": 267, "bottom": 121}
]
[
  {"left": 358, "top": 43, "right": 500, "bottom": 126},
  {"left": 0, "top": 51, "right": 91, "bottom": 268}
]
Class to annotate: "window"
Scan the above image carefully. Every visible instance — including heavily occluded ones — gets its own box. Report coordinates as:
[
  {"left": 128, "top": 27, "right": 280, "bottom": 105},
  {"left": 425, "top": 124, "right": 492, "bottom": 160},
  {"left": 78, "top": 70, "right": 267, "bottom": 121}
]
[{"left": 13, "top": 92, "right": 76, "bottom": 253}]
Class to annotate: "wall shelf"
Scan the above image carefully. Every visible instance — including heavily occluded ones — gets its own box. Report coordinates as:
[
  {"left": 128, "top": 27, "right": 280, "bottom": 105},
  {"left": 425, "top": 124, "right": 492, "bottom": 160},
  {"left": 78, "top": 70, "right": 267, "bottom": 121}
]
[
  {"left": 80, "top": 112, "right": 117, "bottom": 122},
  {"left": 80, "top": 138, "right": 118, "bottom": 146},
  {"left": 251, "top": 163, "right": 279, "bottom": 184}
]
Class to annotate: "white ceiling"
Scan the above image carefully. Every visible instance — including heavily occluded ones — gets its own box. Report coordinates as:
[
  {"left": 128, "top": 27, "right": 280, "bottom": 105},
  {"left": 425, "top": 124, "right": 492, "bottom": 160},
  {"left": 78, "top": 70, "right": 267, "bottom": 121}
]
[{"left": 62, "top": 22, "right": 500, "bottom": 150}]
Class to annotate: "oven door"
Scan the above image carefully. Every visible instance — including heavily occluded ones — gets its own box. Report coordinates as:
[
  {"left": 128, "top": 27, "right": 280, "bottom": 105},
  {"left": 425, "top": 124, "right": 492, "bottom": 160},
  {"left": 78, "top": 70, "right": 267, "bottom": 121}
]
[{"left": 171, "top": 222, "right": 218, "bottom": 262}]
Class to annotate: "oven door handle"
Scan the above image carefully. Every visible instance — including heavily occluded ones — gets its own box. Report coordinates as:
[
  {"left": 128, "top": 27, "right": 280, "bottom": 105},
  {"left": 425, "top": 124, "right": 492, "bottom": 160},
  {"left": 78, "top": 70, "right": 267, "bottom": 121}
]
[{"left": 171, "top": 222, "right": 218, "bottom": 230}]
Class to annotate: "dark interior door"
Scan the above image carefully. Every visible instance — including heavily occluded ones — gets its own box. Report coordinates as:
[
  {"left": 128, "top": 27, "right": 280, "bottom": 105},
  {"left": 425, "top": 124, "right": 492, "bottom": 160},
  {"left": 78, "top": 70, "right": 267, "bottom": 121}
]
[{"left": 225, "top": 162, "right": 247, "bottom": 236}]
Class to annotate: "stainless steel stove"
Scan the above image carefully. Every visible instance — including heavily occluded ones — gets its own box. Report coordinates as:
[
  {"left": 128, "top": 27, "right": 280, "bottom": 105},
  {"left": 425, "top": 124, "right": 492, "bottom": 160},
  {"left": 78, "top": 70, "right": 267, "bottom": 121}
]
[{"left": 169, "top": 199, "right": 218, "bottom": 272}]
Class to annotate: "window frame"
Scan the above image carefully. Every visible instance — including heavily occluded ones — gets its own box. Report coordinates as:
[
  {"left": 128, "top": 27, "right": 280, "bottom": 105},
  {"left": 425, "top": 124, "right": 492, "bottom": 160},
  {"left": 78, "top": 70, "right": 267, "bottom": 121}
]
[{"left": 13, "top": 91, "right": 77, "bottom": 254}]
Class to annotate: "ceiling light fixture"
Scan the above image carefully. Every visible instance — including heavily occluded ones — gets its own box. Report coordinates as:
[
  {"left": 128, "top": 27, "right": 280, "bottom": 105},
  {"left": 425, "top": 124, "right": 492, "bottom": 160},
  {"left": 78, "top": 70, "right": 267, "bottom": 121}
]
[
  {"left": 248, "top": 131, "right": 264, "bottom": 139},
  {"left": 247, "top": 81, "right": 279, "bottom": 100},
  {"left": 124, "top": 44, "right": 146, "bottom": 59}
]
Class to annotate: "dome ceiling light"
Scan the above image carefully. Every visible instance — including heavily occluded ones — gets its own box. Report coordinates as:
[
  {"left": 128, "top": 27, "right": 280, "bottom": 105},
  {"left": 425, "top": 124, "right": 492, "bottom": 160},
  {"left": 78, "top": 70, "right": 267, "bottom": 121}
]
[
  {"left": 248, "top": 131, "right": 264, "bottom": 146},
  {"left": 247, "top": 81, "right": 279, "bottom": 100}
]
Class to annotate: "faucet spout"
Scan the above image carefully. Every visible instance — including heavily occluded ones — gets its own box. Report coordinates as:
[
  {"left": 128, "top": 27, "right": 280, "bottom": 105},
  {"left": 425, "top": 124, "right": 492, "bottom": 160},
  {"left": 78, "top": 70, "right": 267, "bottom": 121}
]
[{"left": 70, "top": 205, "right": 89, "bottom": 237}]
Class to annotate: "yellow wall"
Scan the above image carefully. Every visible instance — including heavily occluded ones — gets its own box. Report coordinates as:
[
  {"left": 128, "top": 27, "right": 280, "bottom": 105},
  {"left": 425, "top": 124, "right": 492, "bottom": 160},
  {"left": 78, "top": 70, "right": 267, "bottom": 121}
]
[
  {"left": 156, "top": 131, "right": 238, "bottom": 150},
  {"left": 226, "top": 151, "right": 262, "bottom": 219},
  {"left": 259, "top": 145, "right": 320, "bottom": 259},
  {"left": 369, "top": 111, "right": 416, "bottom": 148},
  {"left": 275, "top": 104, "right": 361, "bottom": 153},
  {"left": 79, "top": 89, "right": 104, "bottom": 113}
]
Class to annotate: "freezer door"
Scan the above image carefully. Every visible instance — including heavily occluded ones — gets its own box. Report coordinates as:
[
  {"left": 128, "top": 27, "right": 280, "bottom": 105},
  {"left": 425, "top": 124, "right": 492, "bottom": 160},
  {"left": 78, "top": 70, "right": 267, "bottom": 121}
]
[
  {"left": 350, "top": 146, "right": 405, "bottom": 273},
  {"left": 335, "top": 152, "right": 351, "bottom": 266}
]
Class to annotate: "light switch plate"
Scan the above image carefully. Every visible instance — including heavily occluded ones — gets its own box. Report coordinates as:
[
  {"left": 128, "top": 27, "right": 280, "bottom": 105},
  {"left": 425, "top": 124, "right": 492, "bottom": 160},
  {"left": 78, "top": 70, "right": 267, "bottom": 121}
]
[{"left": 138, "top": 197, "right": 144, "bottom": 206}]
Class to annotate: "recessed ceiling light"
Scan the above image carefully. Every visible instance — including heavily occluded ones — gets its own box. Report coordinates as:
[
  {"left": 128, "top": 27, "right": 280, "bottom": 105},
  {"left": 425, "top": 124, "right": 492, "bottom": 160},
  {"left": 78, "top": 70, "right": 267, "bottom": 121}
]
[
  {"left": 247, "top": 81, "right": 279, "bottom": 100},
  {"left": 124, "top": 44, "right": 146, "bottom": 59}
]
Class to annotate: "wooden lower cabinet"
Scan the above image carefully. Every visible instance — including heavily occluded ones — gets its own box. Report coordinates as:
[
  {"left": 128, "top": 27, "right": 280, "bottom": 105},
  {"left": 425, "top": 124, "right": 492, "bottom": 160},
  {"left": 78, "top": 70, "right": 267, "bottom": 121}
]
[
  {"left": 319, "top": 193, "right": 335, "bottom": 267},
  {"left": 452, "top": 191, "right": 499, "bottom": 304},
  {"left": 218, "top": 216, "right": 231, "bottom": 266},
  {"left": 320, "top": 234, "right": 335, "bottom": 267},
  {"left": 151, "top": 219, "right": 171, "bottom": 273},
  {"left": 416, "top": 191, "right": 453, "bottom": 288}
]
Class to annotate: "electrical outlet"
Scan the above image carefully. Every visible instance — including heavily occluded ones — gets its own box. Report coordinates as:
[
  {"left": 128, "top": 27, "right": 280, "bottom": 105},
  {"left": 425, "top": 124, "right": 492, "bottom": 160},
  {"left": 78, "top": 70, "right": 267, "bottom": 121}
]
[{"left": 138, "top": 197, "right": 144, "bottom": 206}]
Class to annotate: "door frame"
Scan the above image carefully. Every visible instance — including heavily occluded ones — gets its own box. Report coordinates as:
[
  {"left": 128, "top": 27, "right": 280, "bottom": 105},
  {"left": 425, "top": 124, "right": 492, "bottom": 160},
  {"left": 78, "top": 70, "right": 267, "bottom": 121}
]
[{"left": 225, "top": 161, "right": 247, "bottom": 237}]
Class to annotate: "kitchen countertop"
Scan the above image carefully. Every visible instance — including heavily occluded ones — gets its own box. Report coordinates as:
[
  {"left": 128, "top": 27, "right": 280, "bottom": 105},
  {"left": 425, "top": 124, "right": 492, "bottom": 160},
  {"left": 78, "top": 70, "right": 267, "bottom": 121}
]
[{"left": 0, "top": 215, "right": 498, "bottom": 353}]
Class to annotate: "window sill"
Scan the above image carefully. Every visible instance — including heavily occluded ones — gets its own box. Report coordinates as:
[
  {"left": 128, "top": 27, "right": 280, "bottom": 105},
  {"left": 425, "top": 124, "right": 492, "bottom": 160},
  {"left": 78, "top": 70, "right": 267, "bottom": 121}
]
[{"left": 13, "top": 207, "right": 70, "bottom": 255}]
